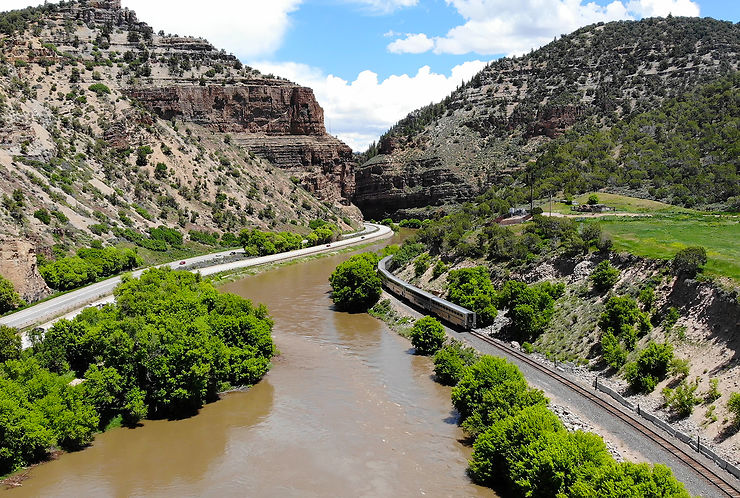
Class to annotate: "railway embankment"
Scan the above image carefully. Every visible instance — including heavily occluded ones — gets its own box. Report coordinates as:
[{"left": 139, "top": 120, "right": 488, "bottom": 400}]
[{"left": 374, "top": 259, "right": 740, "bottom": 497}]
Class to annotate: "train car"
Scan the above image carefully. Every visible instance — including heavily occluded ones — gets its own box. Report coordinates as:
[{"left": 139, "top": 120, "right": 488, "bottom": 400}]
[{"left": 378, "top": 256, "right": 476, "bottom": 330}]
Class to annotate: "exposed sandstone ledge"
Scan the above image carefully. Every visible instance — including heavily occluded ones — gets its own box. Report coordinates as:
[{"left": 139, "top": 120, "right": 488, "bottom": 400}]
[{"left": 0, "top": 239, "right": 51, "bottom": 303}]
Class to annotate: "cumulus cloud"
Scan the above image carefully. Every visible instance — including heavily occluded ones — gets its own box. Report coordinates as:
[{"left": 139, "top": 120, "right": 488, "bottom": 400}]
[
  {"left": 251, "top": 60, "right": 488, "bottom": 151},
  {"left": 1, "top": 1, "right": 302, "bottom": 58},
  {"left": 387, "top": 0, "right": 700, "bottom": 56},
  {"left": 387, "top": 33, "right": 435, "bottom": 54}
]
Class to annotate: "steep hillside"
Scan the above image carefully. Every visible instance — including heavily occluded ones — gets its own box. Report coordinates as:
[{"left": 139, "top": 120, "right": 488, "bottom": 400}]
[
  {"left": 0, "top": 0, "right": 359, "bottom": 301},
  {"left": 354, "top": 17, "right": 739, "bottom": 218}
]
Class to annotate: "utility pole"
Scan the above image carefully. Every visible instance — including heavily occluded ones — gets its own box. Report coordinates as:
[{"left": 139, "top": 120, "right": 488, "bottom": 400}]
[{"left": 549, "top": 191, "right": 553, "bottom": 217}]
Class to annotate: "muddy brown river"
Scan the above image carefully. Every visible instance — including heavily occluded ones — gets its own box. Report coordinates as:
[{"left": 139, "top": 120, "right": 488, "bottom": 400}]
[{"left": 7, "top": 236, "right": 493, "bottom": 497}]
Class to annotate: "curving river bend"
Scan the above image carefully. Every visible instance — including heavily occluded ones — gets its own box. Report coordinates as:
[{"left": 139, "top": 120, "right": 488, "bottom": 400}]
[{"left": 8, "top": 234, "right": 493, "bottom": 497}]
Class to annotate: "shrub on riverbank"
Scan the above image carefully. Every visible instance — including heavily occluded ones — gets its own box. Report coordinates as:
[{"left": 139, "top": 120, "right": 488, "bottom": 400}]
[
  {"left": 446, "top": 354, "right": 689, "bottom": 496},
  {"left": 433, "top": 340, "right": 478, "bottom": 385},
  {"left": 329, "top": 253, "right": 382, "bottom": 312},
  {"left": 409, "top": 316, "right": 445, "bottom": 355},
  {"left": 39, "top": 246, "right": 141, "bottom": 291}
]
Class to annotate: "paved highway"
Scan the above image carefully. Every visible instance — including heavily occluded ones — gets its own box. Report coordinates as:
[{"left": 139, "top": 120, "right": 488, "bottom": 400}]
[{"left": 1, "top": 223, "right": 392, "bottom": 331}]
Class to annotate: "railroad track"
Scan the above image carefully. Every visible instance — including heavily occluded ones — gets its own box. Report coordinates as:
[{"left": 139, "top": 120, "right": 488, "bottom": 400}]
[{"left": 468, "top": 329, "right": 740, "bottom": 498}]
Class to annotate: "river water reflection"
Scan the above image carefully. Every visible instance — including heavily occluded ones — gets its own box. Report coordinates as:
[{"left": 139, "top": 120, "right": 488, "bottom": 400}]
[{"left": 9, "top": 235, "right": 494, "bottom": 497}]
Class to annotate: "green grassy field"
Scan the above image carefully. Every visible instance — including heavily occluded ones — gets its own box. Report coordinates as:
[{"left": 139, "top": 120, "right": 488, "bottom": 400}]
[
  {"left": 598, "top": 215, "right": 740, "bottom": 281},
  {"left": 543, "top": 192, "right": 697, "bottom": 215}
]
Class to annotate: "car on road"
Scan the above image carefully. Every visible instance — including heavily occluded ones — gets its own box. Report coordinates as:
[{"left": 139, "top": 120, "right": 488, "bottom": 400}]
[
  {"left": 326, "top": 244, "right": 331, "bottom": 247},
  {"left": 179, "top": 261, "right": 186, "bottom": 265},
  {"left": 230, "top": 251, "right": 236, "bottom": 255}
]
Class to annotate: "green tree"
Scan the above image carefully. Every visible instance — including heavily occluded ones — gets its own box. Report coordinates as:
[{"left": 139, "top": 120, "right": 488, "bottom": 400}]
[
  {"left": 0, "top": 275, "right": 24, "bottom": 314},
  {"left": 447, "top": 267, "right": 498, "bottom": 326},
  {"left": 672, "top": 246, "right": 707, "bottom": 277},
  {"left": 469, "top": 404, "right": 564, "bottom": 488},
  {"left": 0, "top": 325, "right": 21, "bottom": 362},
  {"left": 433, "top": 340, "right": 478, "bottom": 386},
  {"left": 498, "top": 281, "right": 561, "bottom": 340},
  {"left": 569, "top": 462, "right": 690, "bottom": 498},
  {"left": 410, "top": 316, "right": 446, "bottom": 355},
  {"left": 329, "top": 253, "right": 382, "bottom": 312},
  {"left": 590, "top": 260, "right": 619, "bottom": 293},
  {"left": 624, "top": 342, "right": 674, "bottom": 393}
]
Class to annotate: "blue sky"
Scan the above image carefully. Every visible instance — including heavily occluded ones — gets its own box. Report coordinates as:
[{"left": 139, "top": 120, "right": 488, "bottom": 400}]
[{"left": 6, "top": 0, "right": 739, "bottom": 149}]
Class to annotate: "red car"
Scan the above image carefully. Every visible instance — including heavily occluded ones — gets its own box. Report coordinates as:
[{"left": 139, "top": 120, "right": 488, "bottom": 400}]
[{"left": 179, "top": 261, "right": 186, "bottom": 265}]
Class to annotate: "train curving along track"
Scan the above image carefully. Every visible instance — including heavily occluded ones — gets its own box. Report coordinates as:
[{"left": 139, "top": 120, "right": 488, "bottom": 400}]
[
  {"left": 467, "top": 329, "right": 740, "bottom": 498},
  {"left": 377, "top": 255, "right": 740, "bottom": 497}
]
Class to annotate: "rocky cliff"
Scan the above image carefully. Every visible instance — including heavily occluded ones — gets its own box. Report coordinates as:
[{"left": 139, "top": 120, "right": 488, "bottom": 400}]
[
  {"left": 0, "top": 0, "right": 360, "bottom": 303},
  {"left": 354, "top": 17, "right": 740, "bottom": 218},
  {"left": 0, "top": 239, "right": 51, "bottom": 303}
]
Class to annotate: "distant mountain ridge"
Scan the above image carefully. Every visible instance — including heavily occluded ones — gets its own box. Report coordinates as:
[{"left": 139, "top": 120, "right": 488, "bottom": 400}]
[{"left": 353, "top": 16, "right": 740, "bottom": 218}]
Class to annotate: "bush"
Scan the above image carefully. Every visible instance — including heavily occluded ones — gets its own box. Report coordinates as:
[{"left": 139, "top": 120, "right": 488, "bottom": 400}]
[
  {"left": 414, "top": 253, "right": 431, "bottom": 277},
  {"left": 598, "top": 296, "right": 647, "bottom": 350},
  {"left": 410, "top": 316, "right": 446, "bottom": 355},
  {"left": 88, "top": 83, "right": 111, "bottom": 95},
  {"left": 601, "top": 332, "right": 628, "bottom": 369},
  {"left": 451, "top": 355, "right": 547, "bottom": 435},
  {"left": 728, "top": 392, "right": 740, "bottom": 426},
  {"left": 39, "top": 247, "right": 141, "bottom": 291},
  {"left": 624, "top": 342, "right": 673, "bottom": 393},
  {"left": 33, "top": 208, "right": 51, "bottom": 224},
  {"left": 672, "top": 246, "right": 707, "bottom": 277},
  {"left": 0, "top": 275, "right": 24, "bottom": 314},
  {"left": 587, "top": 194, "right": 599, "bottom": 205},
  {"left": 390, "top": 242, "right": 425, "bottom": 270},
  {"left": 431, "top": 259, "right": 448, "bottom": 279},
  {"left": 705, "top": 378, "right": 720, "bottom": 403},
  {"left": 590, "top": 260, "right": 619, "bottom": 292},
  {"left": 329, "top": 253, "right": 382, "bottom": 312},
  {"left": 662, "top": 379, "right": 701, "bottom": 417},
  {"left": 433, "top": 340, "right": 478, "bottom": 385}
]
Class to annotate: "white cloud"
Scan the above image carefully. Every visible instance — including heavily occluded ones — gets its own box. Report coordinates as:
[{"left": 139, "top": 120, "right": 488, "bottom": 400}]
[
  {"left": 387, "top": 0, "right": 700, "bottom": 56},
  {"left": 387, "top": 33, "right": 435, "bottom": 54},
  {"left": 349, "top": 0, "right": 418, "bottom": 14},
  {"left": 626, "top": 0, "right": 699, "bottom": 17},
  {"left": 251, "top": 60, "right": 488, "bottom": 151},
  {"left": 1, "top": 1, "right": 302, "bottom": 59},
  {"left": 121, "top": 0, "right": 302, "bottom": 58}
]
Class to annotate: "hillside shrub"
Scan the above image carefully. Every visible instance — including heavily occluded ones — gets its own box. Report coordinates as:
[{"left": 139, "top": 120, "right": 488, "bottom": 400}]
[
  {"left": 409, "top": 316, "right": 446, "bottom": 355},
  {"left": 88, "top": 83, "right": 110, "bottom": 95},
  {"left": 329, "top": 253, "right": 382, "bottom": 312},
  {"left": 662, "top": 379, "right": 701, "bottom": 417},
  {"left": 590, "top": 260, "right": 619, "bottom": 292},
  {"left": 431, "top": 259, "right": 448, "bottom": 279},
  {"left": 414, "top": 253, "right": 431, "bottom": 277},
  {"left": 672, "top": 246, "right": 707, "bottom": 277},
  {"left": 728, "top": 393, "right": 740, "bottom": 426},
  {"left": 0, "top": 325, "right": 21, "bottom": 362},
  {"left": 624, "top": 342, "right": 674, "bottom": 393},
  {"left": 497, "top": 281, "right": 562, "bottom": 340}
]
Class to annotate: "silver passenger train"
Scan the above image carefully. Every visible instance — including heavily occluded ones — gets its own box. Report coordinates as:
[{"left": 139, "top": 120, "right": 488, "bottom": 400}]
[{"left": 378, "top": 256, "right": 476, "bottom": 330}]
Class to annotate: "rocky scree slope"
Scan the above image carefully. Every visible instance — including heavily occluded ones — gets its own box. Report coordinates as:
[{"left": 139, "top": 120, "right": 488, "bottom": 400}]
[
  {"left": 354, "top": 17, "right": 739, "bottom": 218},
  {"left": 0, "top": 0, "right": 358, "bottom": 302}
]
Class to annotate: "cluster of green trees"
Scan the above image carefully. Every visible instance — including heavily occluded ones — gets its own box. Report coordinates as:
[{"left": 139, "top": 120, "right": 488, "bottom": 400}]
[
  {"left": 435, "top": 352, "right": 690, "bottom": 496},
  {"left": 113, "top": 225, "right": 183, "bottom": 252},
  {"left": 446, "top": 267, "right": 563, "bottom": 337},
  {"left": 189, "top": 230, "right": 240, "bottom": 247},
  {"left": 599, "top": 296, "right": 651, "bottom": 369},
  {"left": 39, "top": 246, "right": 141, "bottom": 291},
  {"left": 0, "top": 3, "right": 57, "bottom": 35},
  {"left": 0, "top": 268, "right": 275, "bottom": 475},
  {"left": 533, "top": 74, "right": 739, "bottom": 208},
  {"left": 238, "top": 222, "right": 339, "bottom": 257},
  {"left": 329, "top": 253, "right": 382, "bottom": 312}
]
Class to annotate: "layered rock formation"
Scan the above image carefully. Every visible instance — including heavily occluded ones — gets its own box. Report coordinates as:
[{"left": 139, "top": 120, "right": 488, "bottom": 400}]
[{"left": 124, "top": 84, "right": 354, "bottom": 201}]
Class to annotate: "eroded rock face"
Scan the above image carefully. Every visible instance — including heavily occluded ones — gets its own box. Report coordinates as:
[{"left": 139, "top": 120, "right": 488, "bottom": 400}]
[
  {"left": 0, "top": 239, "right": 51, "bottom": 303},
  {"left": 124, "top": 84, "right": 354, "bottom": 201}
]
